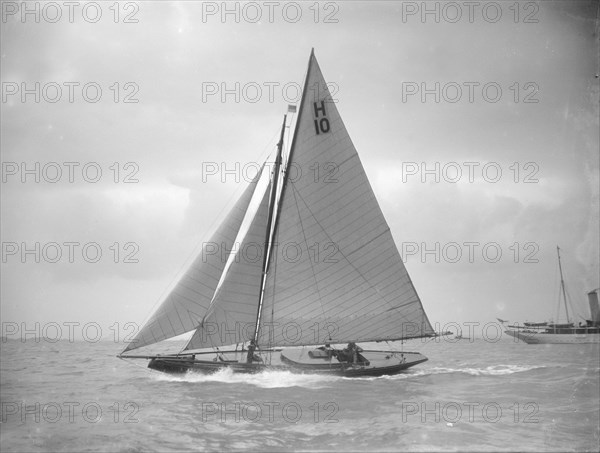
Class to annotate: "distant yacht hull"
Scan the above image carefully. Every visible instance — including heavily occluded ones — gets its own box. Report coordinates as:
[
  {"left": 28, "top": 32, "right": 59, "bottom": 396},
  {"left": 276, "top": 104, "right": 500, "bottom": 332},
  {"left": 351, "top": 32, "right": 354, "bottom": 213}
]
[
  {"left": 145, "top": 350, "right": 428, "bottom": 377},
  {"left": 504, "top": 329, "right": 600, "bottom": 344}
]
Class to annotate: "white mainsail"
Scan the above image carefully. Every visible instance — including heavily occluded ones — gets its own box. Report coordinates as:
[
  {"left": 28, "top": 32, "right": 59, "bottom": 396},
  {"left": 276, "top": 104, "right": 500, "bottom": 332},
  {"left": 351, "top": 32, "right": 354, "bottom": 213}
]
[
  {"left": 258, "top": 51, "right": 435, "bottom": 347},
  {"left": 122, "top": 166, "right": 266, "bottom": 353}
]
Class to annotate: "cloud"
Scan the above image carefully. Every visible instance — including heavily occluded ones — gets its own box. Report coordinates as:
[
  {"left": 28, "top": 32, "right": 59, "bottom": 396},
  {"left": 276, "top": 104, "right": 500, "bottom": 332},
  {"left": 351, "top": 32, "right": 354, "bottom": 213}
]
[{"left": 1, "top": 1, "right": 598, "bottom": 331}]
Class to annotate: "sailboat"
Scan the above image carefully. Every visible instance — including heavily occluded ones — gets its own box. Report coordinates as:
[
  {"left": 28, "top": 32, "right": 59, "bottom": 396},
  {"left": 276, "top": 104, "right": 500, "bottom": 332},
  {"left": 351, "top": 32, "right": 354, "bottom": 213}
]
[
  {"left": 119, "top": 50, "right": 437, "bottom": 376},
  {"left": 504, "top": 247, "right": 600, "bottom": 344}
]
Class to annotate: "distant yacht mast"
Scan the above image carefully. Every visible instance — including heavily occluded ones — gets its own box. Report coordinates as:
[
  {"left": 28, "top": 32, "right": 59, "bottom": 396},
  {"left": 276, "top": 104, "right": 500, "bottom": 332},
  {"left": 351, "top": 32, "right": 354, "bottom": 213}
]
[{"left": 556, "top": 246, "right": 570, "bottom": 324}]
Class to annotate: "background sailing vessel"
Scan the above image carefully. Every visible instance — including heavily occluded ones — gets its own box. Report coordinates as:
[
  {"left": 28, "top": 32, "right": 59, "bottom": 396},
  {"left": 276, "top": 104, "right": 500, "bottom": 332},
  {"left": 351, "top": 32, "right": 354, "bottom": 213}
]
[
  {"left": 119, "top": 50, "right": 437, "bottom": 376},
  {"left": 504, "top": 247, "right": 600, "bottom": 344}
]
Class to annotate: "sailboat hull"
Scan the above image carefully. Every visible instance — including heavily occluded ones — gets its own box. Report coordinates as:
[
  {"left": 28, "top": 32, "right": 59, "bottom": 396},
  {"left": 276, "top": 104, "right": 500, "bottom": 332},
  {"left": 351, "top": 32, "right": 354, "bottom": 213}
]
[
  {"left": 146, "top": 350, "right": 428, "bottom": 377},
  {"left": 504, "top": 329, "right": 600, "bottom": 344}
]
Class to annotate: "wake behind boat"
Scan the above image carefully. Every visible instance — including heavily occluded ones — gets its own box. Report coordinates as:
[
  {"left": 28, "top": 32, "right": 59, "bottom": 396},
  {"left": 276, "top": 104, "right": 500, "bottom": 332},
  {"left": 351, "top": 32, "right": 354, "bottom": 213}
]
[
  {"left": 504, "top": 247, "right": 600, "bottom": 344},
  {"left": 118, "top": 50, "right": 437, "bottom": 377}
]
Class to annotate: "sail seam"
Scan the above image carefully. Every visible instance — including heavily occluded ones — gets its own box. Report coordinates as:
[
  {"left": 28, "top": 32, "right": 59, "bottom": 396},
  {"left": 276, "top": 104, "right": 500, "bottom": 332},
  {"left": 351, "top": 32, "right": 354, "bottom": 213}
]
[
  {"left": 285, "top": 180, "right": 399, "bottom": 313},
  {"left": 344, "top": 228, "right": 390, "bottom": 257}
]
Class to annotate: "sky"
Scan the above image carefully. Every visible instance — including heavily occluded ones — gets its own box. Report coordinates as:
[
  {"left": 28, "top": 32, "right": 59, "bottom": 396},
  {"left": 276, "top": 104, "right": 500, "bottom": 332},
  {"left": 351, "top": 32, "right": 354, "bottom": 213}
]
[{"left": 1, "top": 0, "right": 599, "bottom": 342}]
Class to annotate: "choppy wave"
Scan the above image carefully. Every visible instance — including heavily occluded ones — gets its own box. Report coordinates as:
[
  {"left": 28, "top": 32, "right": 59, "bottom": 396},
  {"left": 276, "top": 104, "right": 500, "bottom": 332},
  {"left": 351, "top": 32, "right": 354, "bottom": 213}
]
[
  {"left": 417, "top": 364, "right": 546, "bottom": 376},
  {"left": 2, "top": 340, "right": 599, "bottom": 452}
]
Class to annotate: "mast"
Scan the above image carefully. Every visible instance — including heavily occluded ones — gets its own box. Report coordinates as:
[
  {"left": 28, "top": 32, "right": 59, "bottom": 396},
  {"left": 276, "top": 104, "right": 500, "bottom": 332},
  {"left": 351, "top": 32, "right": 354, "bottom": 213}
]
[
  {"left": 556, "top": 246, "right": 570, "bottom": 323},
  {"left": 247, "top": 50, "right": 315, "bottom": 361},
  {"left": 247, "top": 113, "right": 287, "bottom": 362}
]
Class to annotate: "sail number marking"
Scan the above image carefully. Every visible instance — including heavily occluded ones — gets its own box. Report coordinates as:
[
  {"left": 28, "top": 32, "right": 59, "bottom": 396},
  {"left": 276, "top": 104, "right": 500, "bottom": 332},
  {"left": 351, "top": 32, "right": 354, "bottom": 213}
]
[{"left": 313, "top": 101, "right": 330, "bottom": 135}]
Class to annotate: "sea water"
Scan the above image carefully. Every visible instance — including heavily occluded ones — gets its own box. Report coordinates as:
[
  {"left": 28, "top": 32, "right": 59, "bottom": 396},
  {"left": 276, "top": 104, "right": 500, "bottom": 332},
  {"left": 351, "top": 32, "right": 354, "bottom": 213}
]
[{"left": 1, "top": 337, "right": 598, "bottom": 452}]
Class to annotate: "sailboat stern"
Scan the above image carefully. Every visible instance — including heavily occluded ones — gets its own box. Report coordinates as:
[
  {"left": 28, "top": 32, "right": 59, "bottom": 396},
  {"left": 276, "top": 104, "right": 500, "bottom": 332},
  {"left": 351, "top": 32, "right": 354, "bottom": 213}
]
[
  {"left": 148, "top": 356, "right": 196, "bottom": 373},
  {"left": 147, "top": 354, "right": 269, "bottom": 374},
  {"left": 280, "top": 348, "right": 428, "bottom": 377}
]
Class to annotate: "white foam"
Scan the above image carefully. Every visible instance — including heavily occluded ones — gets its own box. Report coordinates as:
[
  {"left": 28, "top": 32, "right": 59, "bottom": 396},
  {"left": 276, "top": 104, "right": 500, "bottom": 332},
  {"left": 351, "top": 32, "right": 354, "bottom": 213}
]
[{"left": 151, "top": 368, "right": 340, "bottom": 388}]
